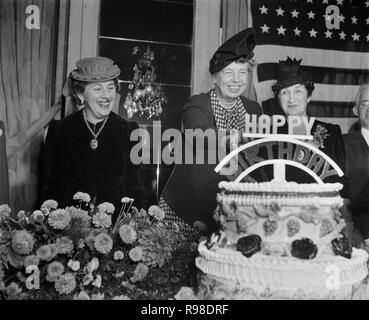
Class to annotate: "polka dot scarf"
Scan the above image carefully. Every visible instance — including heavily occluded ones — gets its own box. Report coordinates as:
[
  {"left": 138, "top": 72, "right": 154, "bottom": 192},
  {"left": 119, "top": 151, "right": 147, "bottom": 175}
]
[{"left": 210, "top": 89, "right": 246, "bottom": 131}]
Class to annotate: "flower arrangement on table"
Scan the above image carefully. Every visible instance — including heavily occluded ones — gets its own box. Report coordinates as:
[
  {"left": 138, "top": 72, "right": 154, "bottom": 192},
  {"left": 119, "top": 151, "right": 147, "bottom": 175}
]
[{"left": 0, "top": 193, "right": 201, "bottom": 300}]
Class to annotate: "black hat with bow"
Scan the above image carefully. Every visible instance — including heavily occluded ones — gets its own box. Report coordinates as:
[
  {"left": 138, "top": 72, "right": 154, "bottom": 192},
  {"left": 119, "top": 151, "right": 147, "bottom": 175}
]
[
  {"left": 272, "top": 57, "right": 315, "bottom": 96},
  {"left": 209, "top": 28, "right": 256, "bottom": 74}
]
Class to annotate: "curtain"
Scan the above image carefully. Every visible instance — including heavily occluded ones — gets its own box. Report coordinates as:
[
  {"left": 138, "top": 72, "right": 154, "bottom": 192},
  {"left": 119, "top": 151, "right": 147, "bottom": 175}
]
[
  {"left": 221, "top": 0, "right": 257, "bottom": 102},
  {"left": 0, "top": 121, "right": 9, "bottom": 205},
  {"left": 0, "top": 0, "right": 68, "bottom": 212}
]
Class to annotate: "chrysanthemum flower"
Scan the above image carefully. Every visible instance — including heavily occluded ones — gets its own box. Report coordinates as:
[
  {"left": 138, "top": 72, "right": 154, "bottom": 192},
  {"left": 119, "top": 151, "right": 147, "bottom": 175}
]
[
  {"left": 55, "top": 237, "right": 74, "bottom": 254},
  {"left": 91, "top": 293, "right": 105, "bottom": 300},
  {"left": 78, "top": 239, "right": 85, "bottom": 249},
  {"left": 92, "top": 274, "right": 102, "bottom": 288},
  {"left": 47, "top": 261, "right": 65, "bottom": 278},
  {"left": 24, "top": 255, "right": 40, "bottom": 268},
  {"left": 0, "top": 265, "right": 5, "bottom": 281},
  {"left": 130, "top": 263, "right": 149, "bottom": 283},
  {"left": 48, "top": 209, "right": 71, "bottom": 230},
  {"left": 86, "top": 257, "right": 99, "bottom": 273},
  {"left": 131, "top": 206, "right": 139, "bottom": 215},
  {"left": 119, "top": 224, "right": 137, "bottom": 244},
  {"left": 112, "top": 295, "right": 131, "bottom": 300},
  {"left": 113, "top": 250, "right": 124, "bottom": 260},
  {"left": 66, "top": 207, "right": 90, "bottom": 223},
  {"left": 46, "top": 274, "right": 59, "bottom": 283},
  {"left": 0, "top": 204, "right": 11, "bottom": 213},
  {"left": 16, "top": 210, "right": 28, "bottom": 222},
  {"left": 67, "top": 259, "right": 80, "bottom": 271},
  {"left": 30, "top": 210, "right": 44, "bottom": 224},
  {"left": 11, "top": 230, "right": 34, "bottom": 255},
  {"left": 73, "top": 192, "right": 91, "bottom": 203},
  {"left": 5, "top": 282, "right": 22, "bottom": 297},
  {"left": 85, "top": 229, "right": 101, "bottom": 250},
  {"left": 0, "top": 204, "right": 10, "bottom": 222},
  {"left": 174, "top": 287, "right": 197, "bottom": 300},
  {"left": 93, "top": 233, "right": 113, "bottom": 254},
  {"left": 64, "top": 207, "right": 92, "bottom": 243},
  {"left": 36, "top": 245, "right": 52, "bottom": 261},
  {"left": 129, "top": 246, "right": 143, "bottom": 262},
  {"left": 41, "top": 199, "right": 58, "bottom": 211},
  {"left": 73, "top": 291, "right": 90, "bottom": 300},
  {"left": 121, "top": 197, "right": 131, "bottom": 203},
  {"left": 54, "top": 273, "right": 76, "bottom": 295},
  {"left": 49, "top": 243, "right": 59, "bottom": 258},
  {"left": 138, "top": 225, "right": 174, "bottom": 267},
  {"left": 97, "top": 202, "right": 115, "bottom": 215},
  {"left": 148, "top": 205, "right": 165, "bottom": 221},
  {"left": 82, "top": 273, "right": 94, "bottom": 286},
  {"left": 92, "top": 212, "right": 112, "bottom": 228},
  {"left": 136, "top": 208, "right": 148, "bottom": 218}
]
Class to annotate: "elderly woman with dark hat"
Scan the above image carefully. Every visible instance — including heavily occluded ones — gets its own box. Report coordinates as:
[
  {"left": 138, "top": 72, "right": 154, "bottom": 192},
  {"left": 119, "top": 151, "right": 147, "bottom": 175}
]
[
  {"left": 272, "top": 57, "right": 354, "bottom": 243},
  {"left": 40, "top": 57, "right": 143, "bottom": 216},
  {"left": 159, "top": 28, "right": 263, "bottom": 237}
]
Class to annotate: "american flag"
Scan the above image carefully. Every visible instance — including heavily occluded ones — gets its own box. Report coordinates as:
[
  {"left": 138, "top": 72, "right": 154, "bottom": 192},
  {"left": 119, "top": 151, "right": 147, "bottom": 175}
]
[{"left": 249, "top": 0, "right": 369, "bottom": 132}]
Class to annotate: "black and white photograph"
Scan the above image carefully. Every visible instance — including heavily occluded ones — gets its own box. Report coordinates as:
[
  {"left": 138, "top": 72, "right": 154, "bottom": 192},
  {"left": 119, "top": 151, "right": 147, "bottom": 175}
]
[{"left": 0, "top": 0, "right": 369, "bottom": 307}]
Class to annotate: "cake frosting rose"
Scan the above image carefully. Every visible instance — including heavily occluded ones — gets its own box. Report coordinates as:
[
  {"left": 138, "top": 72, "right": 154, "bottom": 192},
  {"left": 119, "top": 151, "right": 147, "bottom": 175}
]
[{"left": 195, "top": 181, "right": 369, "bottom": 299}]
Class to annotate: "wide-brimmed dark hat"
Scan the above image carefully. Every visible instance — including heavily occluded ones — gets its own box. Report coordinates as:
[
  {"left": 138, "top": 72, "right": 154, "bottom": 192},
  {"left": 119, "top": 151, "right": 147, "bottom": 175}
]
[
  {"left": 70, "top": 56, "right": 121, "bottom": 82},
  {"left": 209, "top": 28, "right": 256, "bottom": 74},
  {"left": 272, "top": 57, "right": 314, "bottom": 96}
]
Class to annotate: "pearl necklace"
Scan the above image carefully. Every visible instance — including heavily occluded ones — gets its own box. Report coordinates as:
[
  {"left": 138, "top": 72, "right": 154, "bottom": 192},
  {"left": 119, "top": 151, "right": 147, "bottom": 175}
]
[{"left": 82, "top": 109, "right": 109, "bottom": 150}]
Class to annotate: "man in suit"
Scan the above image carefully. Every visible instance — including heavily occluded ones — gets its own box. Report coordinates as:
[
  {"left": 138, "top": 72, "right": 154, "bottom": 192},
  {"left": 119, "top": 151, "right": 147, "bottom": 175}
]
[{"left": 344, "top": 83, "right": 369, "bottom": 239}]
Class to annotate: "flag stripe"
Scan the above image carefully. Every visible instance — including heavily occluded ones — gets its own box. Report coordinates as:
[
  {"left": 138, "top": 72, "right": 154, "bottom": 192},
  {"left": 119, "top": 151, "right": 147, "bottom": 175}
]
[
  {"left": 261, "top": 98, "right": 355, "bottom": 118},
  {"left": 258, "top": 62, "right": 369, "bottom": 85},
  {"left": 254, "top": 45, "right": 369, "bottom": 70},
  {"left": 256, "top": 80, "right": 359, "bottom": 103}
]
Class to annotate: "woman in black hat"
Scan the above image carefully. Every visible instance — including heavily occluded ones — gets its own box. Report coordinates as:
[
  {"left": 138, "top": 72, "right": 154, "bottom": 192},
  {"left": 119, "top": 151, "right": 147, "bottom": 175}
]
[
  {"left": 272, "top": 57, "right": 354, "bottom": 243},
  {"left": 40, "top": 57, "right": 143, "bottom": 216},
  {"left": 159, "top": 28, "right": 263, "bottom": 237}
]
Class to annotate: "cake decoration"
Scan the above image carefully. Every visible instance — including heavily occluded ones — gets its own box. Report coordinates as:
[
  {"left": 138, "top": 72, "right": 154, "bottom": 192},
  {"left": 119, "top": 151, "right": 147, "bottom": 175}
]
[
  {"left": 332, "top": 237, "right": 353, "bottom": 259},
  {"left": 291, "top": 238, "right": 318, "bottom": 259},
  {"left": 236, "top": 235, "right": 262, "bottom": 258},
  {"left": 287, "top": 219, "right": 301, "bottom": 237},
  {"left": 196, "top": 117, "right": 368, "bottom": 299}
]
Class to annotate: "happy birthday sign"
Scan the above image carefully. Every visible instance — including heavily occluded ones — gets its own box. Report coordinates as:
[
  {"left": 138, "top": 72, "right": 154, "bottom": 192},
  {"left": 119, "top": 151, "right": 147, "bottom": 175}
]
[
  {"left": 215, "top": 115, "right": 344, "bottom": 184},
  {"left": 244, "top": 114, "right": 315, "bottom": 136}
]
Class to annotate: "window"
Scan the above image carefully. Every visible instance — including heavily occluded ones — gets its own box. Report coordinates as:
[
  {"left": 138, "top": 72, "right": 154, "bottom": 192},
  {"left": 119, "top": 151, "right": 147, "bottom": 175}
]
[{"left": 99, "top": 0, "right": 194, "bottom": 206}]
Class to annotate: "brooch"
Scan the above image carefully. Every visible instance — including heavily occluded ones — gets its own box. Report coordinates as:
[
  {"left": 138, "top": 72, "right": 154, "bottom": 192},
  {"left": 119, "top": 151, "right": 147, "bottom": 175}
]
[{"left": 312, "top": 124, "right": 330, "bottom": 149}]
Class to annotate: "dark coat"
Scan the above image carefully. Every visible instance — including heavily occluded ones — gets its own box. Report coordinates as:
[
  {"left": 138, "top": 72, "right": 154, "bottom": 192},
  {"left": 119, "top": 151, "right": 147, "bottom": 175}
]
[
  {"left": 0, "top": 121, "right": 9, "bottom": 205},
  {"left": 40, "top": 110, "right": 143, "bottom": 214},
  {"left": 344, "top": 127, "right": 369, "bottom": 238},
  {"left": 161, "top": 91, "right": 262, "bottom": 232}
]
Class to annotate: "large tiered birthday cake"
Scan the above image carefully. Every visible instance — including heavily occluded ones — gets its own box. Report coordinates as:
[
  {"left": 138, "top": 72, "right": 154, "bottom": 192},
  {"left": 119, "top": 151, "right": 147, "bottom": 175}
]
[{"left": 195, "top": 181, "right": 369, "bottom": 299}]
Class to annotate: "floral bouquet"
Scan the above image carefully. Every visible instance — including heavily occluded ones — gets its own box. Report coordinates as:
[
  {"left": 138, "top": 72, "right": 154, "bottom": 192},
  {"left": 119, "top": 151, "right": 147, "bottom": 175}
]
[{"left": 0, "top": 193, "right": 201, "bottom": 300}]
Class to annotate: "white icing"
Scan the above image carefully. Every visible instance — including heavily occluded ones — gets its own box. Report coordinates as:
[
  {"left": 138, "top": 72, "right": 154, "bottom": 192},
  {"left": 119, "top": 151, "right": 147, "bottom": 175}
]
[
  {"left": 219, "top": 181, "right": 343, "bottom": 193},
  {"left": 218, "top": 193, "right": 343, "bottom": 207},
  {"left": 196, "top": 242, "right": 368, "bottom": 292},
  {"left": 198, "top": 180, "right": 368, "bottom": 299}
]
